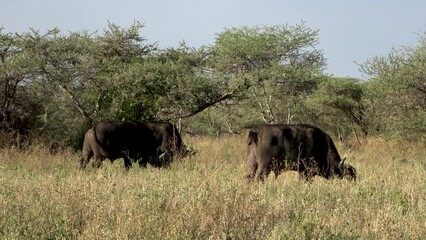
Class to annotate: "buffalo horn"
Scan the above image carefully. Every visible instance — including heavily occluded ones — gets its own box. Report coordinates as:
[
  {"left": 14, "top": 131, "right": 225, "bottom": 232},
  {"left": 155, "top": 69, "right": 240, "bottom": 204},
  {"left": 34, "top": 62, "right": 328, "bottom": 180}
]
[{"left": 338, "top": 157, "right": 346, "bottom": 170}]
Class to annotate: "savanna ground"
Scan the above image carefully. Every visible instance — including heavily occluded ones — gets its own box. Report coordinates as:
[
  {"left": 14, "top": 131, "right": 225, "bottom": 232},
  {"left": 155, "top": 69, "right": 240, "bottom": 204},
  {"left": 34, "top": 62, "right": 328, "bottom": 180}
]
[{"left": 0, "top": 134, "right": 425, "bottom": 239}]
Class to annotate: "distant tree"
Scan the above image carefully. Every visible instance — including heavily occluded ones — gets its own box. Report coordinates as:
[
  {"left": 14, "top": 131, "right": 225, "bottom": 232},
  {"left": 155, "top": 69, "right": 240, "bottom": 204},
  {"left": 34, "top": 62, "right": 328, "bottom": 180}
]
[
  {"left": 306, "top": 77, "right": 368, "bottom": 139},
  {"left": 87, "top": 22, "right": 157, "bottom": 121},
  {"left": 209, "top": 23, "right": 326, "bottom": 124},
  {"left": 0, "top": 28, "right": 45, "bottom": 146},
  {"left": 360, "top": 33, "right": 426, "bottom": 140},
  {"left": 145, "top": 43, "right": 250, "bottom": 121},
  {"left": 3, "top": 21, "right": 383, "bottom": 146},
  {"left": 8, "top": 23, "right": 158, "bottom": 146}
]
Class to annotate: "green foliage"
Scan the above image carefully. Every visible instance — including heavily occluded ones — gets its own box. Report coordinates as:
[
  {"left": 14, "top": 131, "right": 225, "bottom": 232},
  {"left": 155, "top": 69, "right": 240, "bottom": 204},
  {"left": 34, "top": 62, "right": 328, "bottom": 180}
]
[
  {"left": 210, "top": 23, "right": 326, "bottom": 124},
  {"left": 307, "top": 77, "right": 368, "bottom": 137},
  {"left": 144, "top": 44, "right": 226, "bottom": 120},
  {"left": 360, "top": 33, "right": 426, "bottom": 140},
  {"left": 1, "top": 23, "right": 160, "bottom": 146},
  {"left": 0, "top": 27, "right": 44, "bottom": 143},
  {"left": 1, "top": 21, "right": 425, "bottom": 147}
]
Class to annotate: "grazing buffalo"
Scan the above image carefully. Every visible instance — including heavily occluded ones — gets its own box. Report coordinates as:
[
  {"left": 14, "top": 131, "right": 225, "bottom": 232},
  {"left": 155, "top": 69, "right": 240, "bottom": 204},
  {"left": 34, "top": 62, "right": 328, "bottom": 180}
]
[
  {"left": 144, "top": 121, "right": 190, "bottom": 167},
  {"left": 80, "top": 120, "right": 161, "bottom": 170},
  {"left": 246, "top": 124, "right": 356, "bottom": 182}
]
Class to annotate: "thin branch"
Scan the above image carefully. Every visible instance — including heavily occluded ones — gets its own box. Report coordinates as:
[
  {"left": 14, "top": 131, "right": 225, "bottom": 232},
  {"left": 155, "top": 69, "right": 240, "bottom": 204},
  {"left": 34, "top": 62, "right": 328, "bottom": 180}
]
[
  {"left": 408, "top": 83, "right": 426, "bottom": 95},
  {"left": 57, "top": 84, "right": 92, "bottom": 124},
  {"left": 170, "top": 80, "right": 251, "bottom": 120}
]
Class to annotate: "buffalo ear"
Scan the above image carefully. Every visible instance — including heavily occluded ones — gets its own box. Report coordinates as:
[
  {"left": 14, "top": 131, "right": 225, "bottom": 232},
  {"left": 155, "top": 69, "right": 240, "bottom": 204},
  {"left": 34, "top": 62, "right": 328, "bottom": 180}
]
[{"left": 248, "top": 130, "right": 258, "bottom": 145}]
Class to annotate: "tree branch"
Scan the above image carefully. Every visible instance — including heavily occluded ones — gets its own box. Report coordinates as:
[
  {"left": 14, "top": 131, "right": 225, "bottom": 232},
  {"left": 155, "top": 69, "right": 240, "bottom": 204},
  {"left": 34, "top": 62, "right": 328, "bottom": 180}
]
[
  {"left": 408, "top": 83, "right": 426, "bottom": 95},
  {"left": 57, "top": 84, "right": 92, "bottom": 124},
  {"left": 170, "top": 80, "right": 251, "bottom": 120}
]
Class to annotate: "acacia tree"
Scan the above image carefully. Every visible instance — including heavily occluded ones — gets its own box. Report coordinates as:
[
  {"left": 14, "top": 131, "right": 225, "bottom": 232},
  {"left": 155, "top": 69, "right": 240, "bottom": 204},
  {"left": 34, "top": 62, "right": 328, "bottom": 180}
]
[
  {"left": 5, "top": 23, "right": 159, "bottom": 146},
  {"left": 0, "top": 28, "right": 46, "bottom": 146},
  {"left": 306, "top": 77, "right": 368, "bottom": 139},
  {"left": 34, "top": 22, "right": 157, "bottom": 123},
  {"left": 360, "top": 33, "right": 426, "bottom": 140},
  {"left": 145, "top": 43, "right": 250, "bottom": 121},
  {"left": 209, "top": 23, "right": 326, "bottom": 124}
]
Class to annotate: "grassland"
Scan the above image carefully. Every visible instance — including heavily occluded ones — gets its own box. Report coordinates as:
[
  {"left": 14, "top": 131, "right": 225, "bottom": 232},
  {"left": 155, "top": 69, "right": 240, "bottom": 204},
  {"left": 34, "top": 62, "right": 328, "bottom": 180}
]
[{"left": 0, "top": 135, "right": 425, "bottom": 239}]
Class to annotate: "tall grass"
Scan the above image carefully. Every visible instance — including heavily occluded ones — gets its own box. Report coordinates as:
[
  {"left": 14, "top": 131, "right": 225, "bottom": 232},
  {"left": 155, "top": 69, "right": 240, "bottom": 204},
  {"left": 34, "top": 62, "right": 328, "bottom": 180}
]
[{"left": 0, "top": 136, "right": 425, "bottom": 239}]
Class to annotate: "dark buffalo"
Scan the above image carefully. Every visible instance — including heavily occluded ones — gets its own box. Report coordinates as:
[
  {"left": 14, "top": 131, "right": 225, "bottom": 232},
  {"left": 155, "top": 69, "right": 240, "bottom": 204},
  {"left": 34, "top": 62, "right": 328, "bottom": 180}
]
[
  {"left": 143, "top": 121, "right": 190, "bottom": 167},
  {"left": 247, "top": 124, "right": 356, "bottom": 182},
  {"left": 80, "top": 120, "right": 161, "bottom": 170}
]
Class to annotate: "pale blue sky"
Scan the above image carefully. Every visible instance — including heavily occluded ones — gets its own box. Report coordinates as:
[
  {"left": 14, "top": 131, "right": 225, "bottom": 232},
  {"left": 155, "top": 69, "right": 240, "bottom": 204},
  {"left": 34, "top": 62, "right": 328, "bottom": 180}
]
[{"left": 1, "top": 0, "right": 425, "bottom": 79}]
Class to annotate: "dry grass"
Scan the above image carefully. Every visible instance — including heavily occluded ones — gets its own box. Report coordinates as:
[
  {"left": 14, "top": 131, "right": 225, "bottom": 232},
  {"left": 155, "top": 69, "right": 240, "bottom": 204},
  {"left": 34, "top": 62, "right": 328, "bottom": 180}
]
[{"left": 0, "top": 136, "right": 425, "bottom": 239}]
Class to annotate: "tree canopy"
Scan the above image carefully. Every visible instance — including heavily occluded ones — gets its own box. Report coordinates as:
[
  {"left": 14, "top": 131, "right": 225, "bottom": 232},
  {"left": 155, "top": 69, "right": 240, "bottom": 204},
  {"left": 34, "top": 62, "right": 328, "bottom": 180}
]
[{"left": 0, "top": 22, "right": 424, "bottom": 148}]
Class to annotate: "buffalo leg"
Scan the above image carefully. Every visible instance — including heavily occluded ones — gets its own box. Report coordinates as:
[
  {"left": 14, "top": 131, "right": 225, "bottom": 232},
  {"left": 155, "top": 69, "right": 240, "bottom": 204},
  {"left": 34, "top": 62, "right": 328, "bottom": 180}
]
[
  {"left": 138, "top": 161, "right": 147, "bottom": 168},
  {"left": 255, "top": 163, "right": 270, "bottom": 182},
  {"left": 247, "top": 161, "right": 257, "bottom": 182},
  {"left": 80, "top": 152, "right": 93, "bottom": 170},
  {"left": 79, "top": 157, "right": 88, "bottom": 170},
  {"left": 273, "top": 168, "right": 280, "bottom": 179},
  {"left": 123, "top": 156, "right": 132, "bottom": 171},
  {"left": 80, "top": 157, "right": 88, "bottom": 170},
  {"left": 92, "top": 156, "right": 104, "bottom": 168}
]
